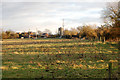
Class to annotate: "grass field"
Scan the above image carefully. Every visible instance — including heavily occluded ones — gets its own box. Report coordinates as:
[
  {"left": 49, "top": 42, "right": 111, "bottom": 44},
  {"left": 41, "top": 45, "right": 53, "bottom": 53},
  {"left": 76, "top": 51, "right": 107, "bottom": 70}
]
[{"left": 1, "top": 39, "right": 119, "bottom": 78}]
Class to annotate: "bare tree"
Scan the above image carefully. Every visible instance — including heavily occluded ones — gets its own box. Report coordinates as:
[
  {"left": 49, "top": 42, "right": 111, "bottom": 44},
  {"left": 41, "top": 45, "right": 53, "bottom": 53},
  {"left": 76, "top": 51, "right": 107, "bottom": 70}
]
[
  {"left": 101, "top": 2, "right": 120, "bottom": 41},
  {"left": 44, "top": 29, "right": 52, "bottom": 35},
  {"left": 37, "top": 30, "right": 43, "bottom": 35},
  {"left": 102, "top": 2, "right": 119, "bottom": 27}
]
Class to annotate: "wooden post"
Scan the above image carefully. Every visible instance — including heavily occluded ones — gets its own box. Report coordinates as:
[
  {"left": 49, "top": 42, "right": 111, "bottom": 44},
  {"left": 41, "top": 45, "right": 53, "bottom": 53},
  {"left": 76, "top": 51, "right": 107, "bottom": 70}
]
[
  {"left": 100, "top": 36, "right": 101, "bottom": 41},
  {"left": 118, "top": 41, "right": 120, "bottom": 79},
  {"left": 118, "top": 50, "right": 120, "bottom": 79},
  {"left": 108, "top": 62, "right": 112, "bottom": 80},
  {"left": 104, "top": 37, "right": 105, "bottom": 43}
]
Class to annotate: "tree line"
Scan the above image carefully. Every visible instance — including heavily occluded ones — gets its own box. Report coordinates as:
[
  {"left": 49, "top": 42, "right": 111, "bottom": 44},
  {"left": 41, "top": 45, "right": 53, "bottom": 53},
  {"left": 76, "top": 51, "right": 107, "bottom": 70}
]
[{"left": 1, "top": 2, "right": 120, "bottom": 41}]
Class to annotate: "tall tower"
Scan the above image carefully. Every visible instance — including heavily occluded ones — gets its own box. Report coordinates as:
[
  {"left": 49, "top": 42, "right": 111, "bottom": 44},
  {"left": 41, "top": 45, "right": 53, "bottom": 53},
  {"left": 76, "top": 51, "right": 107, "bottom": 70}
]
[
  {"left": 62, "top": 19, "right": 64, "bottom": 28},
  {"left": 62, "top": 19, "right": 64, "bottom": 36}
]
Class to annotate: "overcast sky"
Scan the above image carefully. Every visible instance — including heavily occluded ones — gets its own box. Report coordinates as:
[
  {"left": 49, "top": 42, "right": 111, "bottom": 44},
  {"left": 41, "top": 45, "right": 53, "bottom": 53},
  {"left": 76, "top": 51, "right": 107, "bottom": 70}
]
[{"left": 1, "top": 0, "right": 119, "bottom": 34}]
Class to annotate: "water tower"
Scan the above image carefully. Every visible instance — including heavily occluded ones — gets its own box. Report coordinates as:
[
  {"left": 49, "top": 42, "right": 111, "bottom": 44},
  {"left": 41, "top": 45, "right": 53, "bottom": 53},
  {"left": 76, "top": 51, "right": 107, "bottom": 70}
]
[
  {"left": 58, "top": 19, "right": 64, "bottom": 38},
  {"left": 58, "top": 27, "right": 64, "bottom": 38}
]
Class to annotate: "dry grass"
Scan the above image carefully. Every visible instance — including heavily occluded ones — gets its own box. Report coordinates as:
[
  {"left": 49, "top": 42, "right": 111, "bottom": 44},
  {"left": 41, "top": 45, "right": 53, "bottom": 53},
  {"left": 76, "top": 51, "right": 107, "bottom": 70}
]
[{"left": 2, "top": 39, "right": 119, "bottom": 78}]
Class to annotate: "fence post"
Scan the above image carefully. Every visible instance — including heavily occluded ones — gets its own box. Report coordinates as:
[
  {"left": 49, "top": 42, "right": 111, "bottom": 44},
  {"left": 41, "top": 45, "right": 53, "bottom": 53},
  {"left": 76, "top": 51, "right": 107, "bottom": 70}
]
[
  {"left": 118, "top": 41, "right": 120, "bottom": 79},
  {"left": 100, "top": 36, "right": 101, "bottom": 41},
  {"left": 108, "top": 62, "right": 112, "bottom": 80}
]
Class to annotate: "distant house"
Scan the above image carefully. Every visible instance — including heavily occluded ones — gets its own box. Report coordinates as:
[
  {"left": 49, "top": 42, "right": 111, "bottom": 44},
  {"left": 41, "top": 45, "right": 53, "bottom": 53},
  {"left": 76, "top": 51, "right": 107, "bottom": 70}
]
[
  {"left": 16, "top": 31, "right": 41, "bottom": 39},
  {"left": 21, "top": 32, "right": 29, "bottom": 38},
  {"left": 30, "top": 32, "right": 37, "bottom": 39},
  {"left": 41, "top": 33, "right": 49, "bottom": 38}
]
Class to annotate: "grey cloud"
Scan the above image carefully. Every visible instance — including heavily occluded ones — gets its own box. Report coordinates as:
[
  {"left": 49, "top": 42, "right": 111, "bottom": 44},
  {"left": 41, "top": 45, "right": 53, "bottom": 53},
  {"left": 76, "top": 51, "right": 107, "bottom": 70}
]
[
  {"left": 2, "top": 2, "right": 106, "bottom": 32},
  {"left": 65, "top": 17, "right": 102, "bottom": 23},
  {"left": 2, "top": 0, "right": 120, "bottom": 2},
  {"left": 2, "top": 2, "right": 106, "bottom": 19}
]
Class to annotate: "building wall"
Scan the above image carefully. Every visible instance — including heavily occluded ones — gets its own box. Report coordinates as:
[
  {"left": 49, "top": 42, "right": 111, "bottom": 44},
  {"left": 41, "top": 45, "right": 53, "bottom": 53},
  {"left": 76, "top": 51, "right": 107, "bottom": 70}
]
[{"left": 58, "top": 27, "right": 64, "bottom": 36}]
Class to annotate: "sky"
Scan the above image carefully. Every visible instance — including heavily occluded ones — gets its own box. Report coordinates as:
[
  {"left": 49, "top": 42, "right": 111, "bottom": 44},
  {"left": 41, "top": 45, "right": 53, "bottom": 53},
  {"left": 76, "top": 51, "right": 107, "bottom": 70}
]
[{"left": 1, "top": 0, "right": 119, "bottom": 34}]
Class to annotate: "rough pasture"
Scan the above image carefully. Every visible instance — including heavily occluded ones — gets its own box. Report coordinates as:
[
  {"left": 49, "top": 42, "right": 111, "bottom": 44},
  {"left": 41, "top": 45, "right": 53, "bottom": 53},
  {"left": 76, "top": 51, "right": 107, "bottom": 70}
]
[{"left": 1, "top": 39, "right": 119, "bottom": 78}]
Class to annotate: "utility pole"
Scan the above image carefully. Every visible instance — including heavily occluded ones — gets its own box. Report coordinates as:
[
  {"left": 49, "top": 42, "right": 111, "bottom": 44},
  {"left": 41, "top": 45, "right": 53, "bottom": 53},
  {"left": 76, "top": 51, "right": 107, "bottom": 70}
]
[
  {"left": 36, "top": 27, "right": 37, "bottom": 39},
  {"left": 62, "top": 19, "right": 64, "bottom": 37},
  {"left": 29, "top": 28, "right": 31, "bottom": 39},
  {"left": 62, "top": 19, "right": 64, "bottom": 28},
  {"left": 1, "top": 28, "right": 3, "bottom": 40}
]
